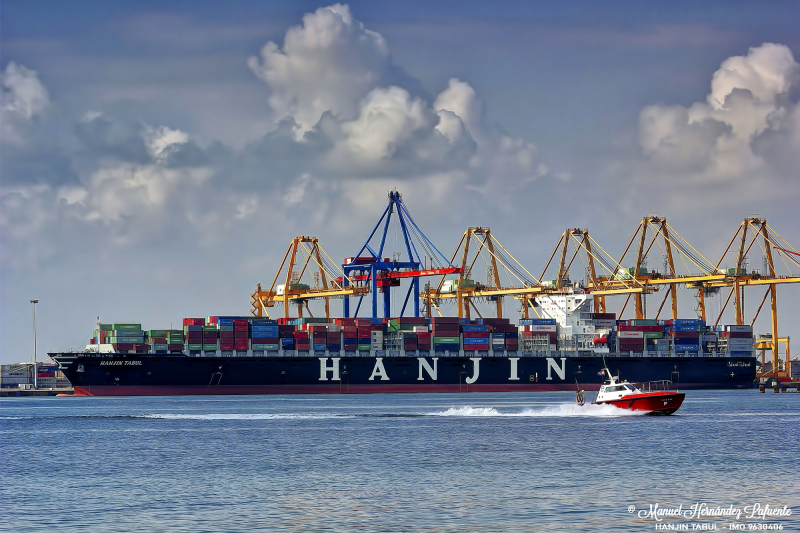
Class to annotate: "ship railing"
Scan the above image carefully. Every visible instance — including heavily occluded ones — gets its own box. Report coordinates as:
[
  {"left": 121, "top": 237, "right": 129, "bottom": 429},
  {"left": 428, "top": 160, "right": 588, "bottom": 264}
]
[{"left": 639, "top": 379, "right": 674, "bottom": 392}]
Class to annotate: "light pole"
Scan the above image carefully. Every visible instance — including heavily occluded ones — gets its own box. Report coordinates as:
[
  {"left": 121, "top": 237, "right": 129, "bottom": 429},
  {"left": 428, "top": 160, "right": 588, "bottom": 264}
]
[{"left": 30, "top": 299, "right": 39, "bottom": 389}]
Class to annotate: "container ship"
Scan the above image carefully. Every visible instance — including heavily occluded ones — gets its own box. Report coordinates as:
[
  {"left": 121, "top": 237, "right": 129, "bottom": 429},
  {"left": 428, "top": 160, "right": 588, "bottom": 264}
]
[{"left": 50, "top": 291, "right": 756, "bottom": 396}]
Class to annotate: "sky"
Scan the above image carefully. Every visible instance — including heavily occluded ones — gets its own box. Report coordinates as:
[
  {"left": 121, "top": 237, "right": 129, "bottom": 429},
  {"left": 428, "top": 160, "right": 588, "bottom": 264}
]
[{"left": 2, "top": 1, "right": 799, "bottom": 363}]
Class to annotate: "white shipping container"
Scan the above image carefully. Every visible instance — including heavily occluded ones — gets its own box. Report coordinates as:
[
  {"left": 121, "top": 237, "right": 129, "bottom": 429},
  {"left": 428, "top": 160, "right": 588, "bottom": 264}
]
[
  {"left": 727, "top": 325, "right": 753, "bottom": 333},
  {"left": 592, "top": 320, "right": 616, "bottom": 328},
  {"left": 528, "top": 325, "right": 557, "bottom": 332},
  {"left": 412, "top": 326, "right": 429, "bottom": 333},
  {"left": 619, "top": 331, "right": 645, "bottom": 338},
  {"left": 728, "top": 338, "right": 753, "bottom": 346},
  {"left": 700, "top": 334, "right": 718, "bottom": 342}
]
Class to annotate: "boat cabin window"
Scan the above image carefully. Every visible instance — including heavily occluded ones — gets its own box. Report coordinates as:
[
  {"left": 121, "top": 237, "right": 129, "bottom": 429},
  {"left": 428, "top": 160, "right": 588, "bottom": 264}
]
[
  {"left": 605, "top": 385, "right": 625, "bottom": 392},
  {"left": 624, "top": 384, "right": 636, "bottom": 391}
]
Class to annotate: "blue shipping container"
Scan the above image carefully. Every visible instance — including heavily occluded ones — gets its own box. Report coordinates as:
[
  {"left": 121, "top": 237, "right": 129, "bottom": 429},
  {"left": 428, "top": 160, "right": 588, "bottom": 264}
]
[
  {"left": 462, "top": 325, "right": 490, "bottom": 332},
  {"left": 519, "top": 319, "right": 557, "bottom": 325},
  {"left": 463, "top": 338, "right": 489, "bottom": 345},
  {"left": 433, "top": 343, "right": 460, "bottom": 351},
  {"left": 674, "top": 319, "right": 705, "bottom": 326}
]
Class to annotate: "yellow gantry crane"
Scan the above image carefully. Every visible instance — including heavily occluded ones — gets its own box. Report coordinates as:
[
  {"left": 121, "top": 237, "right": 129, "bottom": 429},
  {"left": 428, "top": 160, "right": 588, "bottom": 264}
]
[
  {"left": 534, "top": 228, "right": 650, "bottom": 317},
  {"left": 422, "top": 227, "right": 547, "bottom": 319},
  {"left": 250, "top": 236, "right": 367, "bottom": 319},
  {"left": 701, "top": 217, "right": 800, "bottom": 377},
  {"left": 598, "top": 216, "right": 727, "bottom": 320}
]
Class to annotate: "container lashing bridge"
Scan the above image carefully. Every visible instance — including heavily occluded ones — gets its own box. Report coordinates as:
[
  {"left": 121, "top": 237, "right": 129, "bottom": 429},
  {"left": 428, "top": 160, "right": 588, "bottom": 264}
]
[{"left": 340, "top": 190, "right": 461, "bottom": 319}]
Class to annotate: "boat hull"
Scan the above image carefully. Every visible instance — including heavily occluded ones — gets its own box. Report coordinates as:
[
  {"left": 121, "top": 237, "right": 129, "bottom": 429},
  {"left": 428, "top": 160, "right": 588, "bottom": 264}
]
[
  {"left": 595, "top": 392, "right": 686, "bottom": 415},
  {"left": 51, "top": 352, "right": 755, "bottom": 397}
]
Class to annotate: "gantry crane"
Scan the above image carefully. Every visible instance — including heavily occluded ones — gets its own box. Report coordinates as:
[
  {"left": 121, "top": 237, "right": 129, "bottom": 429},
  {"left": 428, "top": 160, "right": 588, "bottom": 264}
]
[
  {"left": 340, "top": 191, "right": 461, "bottom": 319},
  {"left": 534, "top": 228, "right": 651, "bottom": 317},
  {"left": 700, "top": 217, "right": 800, "bottom": 376},
  {"left": 598, "top": 216, "right": 727, "bottom": 320},
  {"left": 422, "top": 227, "right": 552, "bottom": 319},
  {"left": 250, "top": 236, "right": 367, "bottom": 319}
]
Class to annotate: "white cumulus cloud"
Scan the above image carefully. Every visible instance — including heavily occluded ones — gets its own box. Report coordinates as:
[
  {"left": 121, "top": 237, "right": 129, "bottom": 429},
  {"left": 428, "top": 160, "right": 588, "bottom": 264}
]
[
  {"left": 637, "top": 43, "right": 800, "bottom": 185},
  {"left": 248, "top": 4, "right": 392, "bottom": 139},
  {"left": 1, "top": 62, "right": 50, "bottom": 143}
]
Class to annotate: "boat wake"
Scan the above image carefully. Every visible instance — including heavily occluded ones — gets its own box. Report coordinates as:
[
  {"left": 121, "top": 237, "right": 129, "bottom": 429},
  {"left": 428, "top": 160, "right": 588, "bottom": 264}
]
[
  {"left": 431, "top": 404, "right": 643, "bottom": 417},
  {"left": 137, "top": 413, "right": 356, "bottom": 420}
]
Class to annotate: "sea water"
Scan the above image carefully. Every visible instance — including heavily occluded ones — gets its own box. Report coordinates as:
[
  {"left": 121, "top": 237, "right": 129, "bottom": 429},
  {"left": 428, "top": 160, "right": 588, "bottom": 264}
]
[{"left": 1, "top": 390, "right": 797, "bottom": 532}]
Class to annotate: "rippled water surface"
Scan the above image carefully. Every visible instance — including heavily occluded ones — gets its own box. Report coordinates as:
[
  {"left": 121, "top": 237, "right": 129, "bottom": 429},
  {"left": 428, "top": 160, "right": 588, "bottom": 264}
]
[{"left": 1, "top": 390, "right": 797, "bottom": 532}]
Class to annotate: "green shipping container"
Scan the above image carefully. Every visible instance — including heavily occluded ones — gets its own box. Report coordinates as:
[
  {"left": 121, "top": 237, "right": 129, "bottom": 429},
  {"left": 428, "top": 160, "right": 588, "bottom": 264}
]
[
  {"left": 99, "top": 324, "right": 114, "bottom": 331},
  {"left": 357, "top": 344, "right": 372, "bottom": 350},
  {"left": 112, "top": 324, "right": 142, "bottom": 330},
  {"left": 202, "top": 343, "right": 218, "bottom": 350},
  {"left": 386, "top": 324, "right": 417, "bottom": 332},
  {"left": 148, "top": 330, "right": 169, "bottom": 336},
  {"left": 188, "top": 344, "right": 203, "bottom": 350},
  {"left": 628, "top": 319, "right": 658, "bottom": 326},
  {"left": 202, "top": 325, "right": 217, "bottom": 332},
  {"left": 433, "top": 336, "right": 460, "bottom": 344},
  {"left": 643, "top": 332, "right": 664, "bottom": 339}
]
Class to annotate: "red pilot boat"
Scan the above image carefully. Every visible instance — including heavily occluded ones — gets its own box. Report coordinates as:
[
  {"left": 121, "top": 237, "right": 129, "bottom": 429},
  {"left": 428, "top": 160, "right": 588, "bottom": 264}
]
[{"left": 577, "top": 368, "right": 685, "bottom": 415}]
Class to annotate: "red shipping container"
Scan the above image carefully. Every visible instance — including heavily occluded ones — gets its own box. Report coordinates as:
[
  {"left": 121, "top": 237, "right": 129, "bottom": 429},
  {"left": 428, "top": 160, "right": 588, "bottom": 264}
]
[
  {"left": 168, "top": 343, "right": 184, "bottom": 351},
  {"left": 465, "top": 344, "right": 489, "bottom": 350},
  {"left": 463, "top": 332, "right": 489, "bottom": 338},
  {"left": 233, "top": 319, "right": 248, "bottom": 326},
  {"left": 671, "top": 331, "right": 699, "bottom": 339},
  {"left": 723, "top": 331, "right": 752, "bottom": 339},
  {"left": 220, "top": 344, "right": 234, "bottom": 351},
  {"left": 252, "top": 337, "right": 279, "bottom": 344},
  {"left": 432, "top": 317, "right": 460, "bottom": 324},
  {"left": 220, "top": 331, "right": 234, "bottom": 339}
]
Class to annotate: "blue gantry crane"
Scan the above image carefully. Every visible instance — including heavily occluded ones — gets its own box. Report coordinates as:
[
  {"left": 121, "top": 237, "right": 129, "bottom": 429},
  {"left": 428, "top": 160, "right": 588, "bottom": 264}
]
[{"left": 340, "top": 191, "right": 461, "bottom": 318}]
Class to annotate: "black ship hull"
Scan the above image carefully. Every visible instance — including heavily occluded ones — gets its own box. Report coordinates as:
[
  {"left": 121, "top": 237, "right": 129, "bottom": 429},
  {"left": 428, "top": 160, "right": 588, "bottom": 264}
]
[{"left": 50, "top": 352, "right": 756, "bottom": 396}]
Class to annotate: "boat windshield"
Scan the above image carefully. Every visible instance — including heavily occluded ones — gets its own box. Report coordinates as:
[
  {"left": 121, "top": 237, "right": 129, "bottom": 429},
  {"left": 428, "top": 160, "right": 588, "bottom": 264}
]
[
  {"left": 624, "top": 384, "right": 636, "bottom": 391},
  {"left": 605, "top": 385, "right": 626, "bottom": 392}
]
